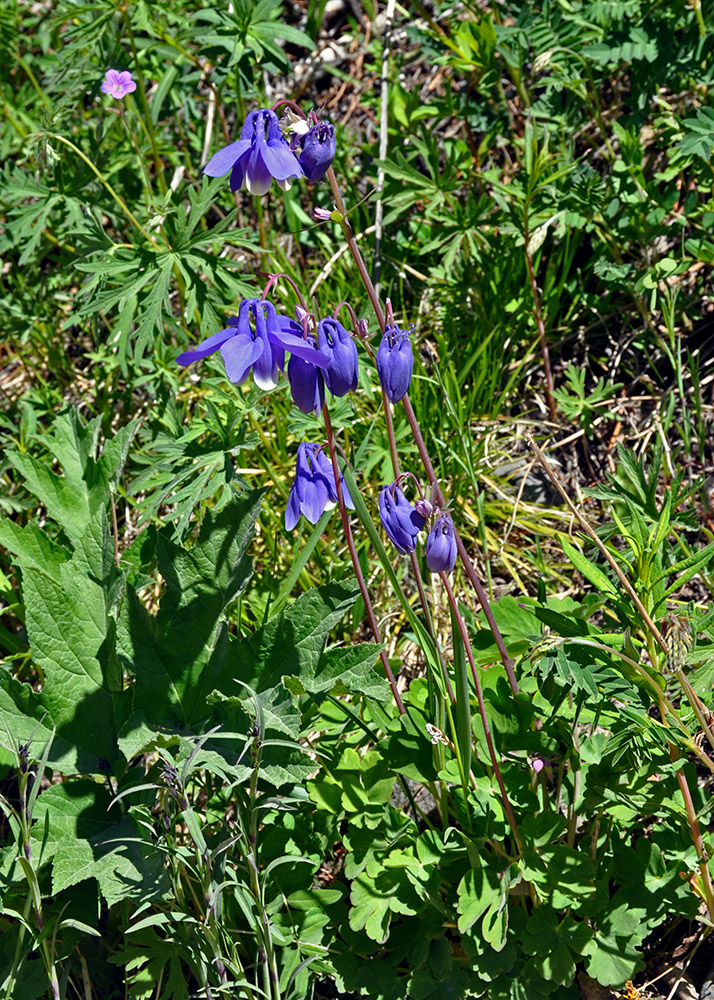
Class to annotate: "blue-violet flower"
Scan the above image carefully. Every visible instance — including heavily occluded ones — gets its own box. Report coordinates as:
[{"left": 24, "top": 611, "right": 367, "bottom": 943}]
[
  {"left": 425, "top": 513, "right": 457, "bottom": 573},
  {"left": 101, "top": 69, "right": 136, "bottom": 100},
  {"left": 287, "top": 333, "right": 325, "bottom": 415},
  {"left": 379, "top": 483, "right": 427, "bottom": 555},
  {"left": 176, "top": 298, "right": 329, "bottom": 391},
  {"left": 376, "top": 324, "right": 414, "bottom": 403},
  {"left": 285, "top": 443, "right": 354, "bottom": 529},
  {"left": 318, "top": 318, "right": 358, "bottom": 397},
  {"left": 203, "top": 109, "right": 302, "bottom": 196},
  {"left": 299, "top": 122, "right": 336, "bottom": 183}
]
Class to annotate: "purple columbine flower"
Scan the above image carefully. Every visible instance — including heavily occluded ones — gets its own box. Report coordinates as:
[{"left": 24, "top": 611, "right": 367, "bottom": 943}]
[
  {"left": 318, "top": 318, "right": 358, "bottom": 397},
  {"left": 287, "top": 333, "right": 325, "bottom": 415},
  {"left": 299, "top": 122, "right": 336, "bottom": 183},
  {"left": 376, "top": 324, "right": 414, "bottom": 403},
  {"left": 101, "top": 69, "right": 136, "bottom": 100},
  {"left": 203, "top": 108, "right": 302, "bottom": 196},
  {"left": 176, "top": 298, "right": 329, "bottom": 391},
  {"left": 425, "top": 513, "right": 457, "bottom": 573},
  {"left": 379, "top": 483, "right": 427, "bottom": 555},
  {"left": 285, "top": 443, "right": 354, "bottom": 529}
]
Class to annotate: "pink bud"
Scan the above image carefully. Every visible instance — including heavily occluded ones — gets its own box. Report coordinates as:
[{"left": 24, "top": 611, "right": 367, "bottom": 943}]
[
  {"left": 414, "top": 498, "right": 433, "bottom": 519},
  {"left": 531, "top": 756, "right": 550, "bottom": 774},
  {"left": 313, "top": 207, "right": 333, "bottom": 222}
]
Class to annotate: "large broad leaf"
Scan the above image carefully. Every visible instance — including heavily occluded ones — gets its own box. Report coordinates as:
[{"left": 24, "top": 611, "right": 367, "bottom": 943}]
[
  {"left": 222, "top": 580, "right": 360, "bottom": 694},
  {"left": 30, "top": 781, "right": 169, "bottom": 907},
  {"left": 283, "top": 641, "right": 391, "bottom": 704},
  {"left": 198, "top": 581, "right": 361, "bottom": 787},
  {"left": 0, "top": 410, "right": 136, "bottom": 772},
  {"left": 118, "top": 491, "right": 262, "bottom": 728}
]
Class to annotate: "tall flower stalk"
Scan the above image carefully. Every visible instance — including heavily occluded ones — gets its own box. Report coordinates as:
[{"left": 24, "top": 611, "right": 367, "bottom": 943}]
[{"left": 325, "top": 164, "right": 520, "bottom": 696}]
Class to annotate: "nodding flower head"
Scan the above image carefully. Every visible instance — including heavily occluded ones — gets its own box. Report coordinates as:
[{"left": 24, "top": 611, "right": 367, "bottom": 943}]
[
  {"left": 376, "top": 324, "right": 414, "bottom": 403},
  {"left": 378, "top": 483, "right": 427, "bottom": 555},
  {"left": 318, "top": 318, "right": 358, "bottom": 397},
  {"left": 285, "top": 443, "right": 354, "bottom": 529},
  {"left": 425, "top": 513, "right": 457, "bottom": 573},
  {"left": 101, "top": 69, "right": 136, "bottom": 100},
  {"left": 298, "top": 121, "right": 336, "bottom": 183},
  {"left": 287, "top": 332, "right": 326, "bottom": 415},
  {"left": 203, "top": 108, "right": 302, "bottom": 196},
  {"left": 176, "top": 298, "right": 329, "bottom": 391}
]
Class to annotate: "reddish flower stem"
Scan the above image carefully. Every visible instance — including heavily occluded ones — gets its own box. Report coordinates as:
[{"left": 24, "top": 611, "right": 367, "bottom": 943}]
[
  {"left": 325, "top": 166, "right": 519, "bottom": 696},
  {"left": 442, "top": 572, "right": 522, "bottom": 852},
  {"left": 322, "top": 406, "right": 405, "bottom": 714}
]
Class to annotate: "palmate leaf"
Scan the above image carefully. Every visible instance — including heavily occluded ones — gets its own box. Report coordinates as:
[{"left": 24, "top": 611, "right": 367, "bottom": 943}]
[
  {"left": 118, "top": 491, "right": 262, "bottom": 729},
  {"left": 0, "top": 410, "right": 137, "bottom": 772}
]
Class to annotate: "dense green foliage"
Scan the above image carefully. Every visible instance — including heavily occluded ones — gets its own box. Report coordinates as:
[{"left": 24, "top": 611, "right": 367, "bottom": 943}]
[{"left": 3, "top": 1, "right": 714, "bottom": 998}]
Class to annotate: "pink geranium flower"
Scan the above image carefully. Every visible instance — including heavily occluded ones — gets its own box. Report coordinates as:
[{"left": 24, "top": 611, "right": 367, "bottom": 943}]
[{"left": 101, "top": 69, "right": 136, "bottom": 100}]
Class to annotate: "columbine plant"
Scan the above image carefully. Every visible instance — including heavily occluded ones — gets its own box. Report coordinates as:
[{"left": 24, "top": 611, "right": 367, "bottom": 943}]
[
  {"left": 285, "top": 442, "right": 353, "bottom": 529},
  {"left": 176, "top": 297, "right": 330, "bottom": 391}
]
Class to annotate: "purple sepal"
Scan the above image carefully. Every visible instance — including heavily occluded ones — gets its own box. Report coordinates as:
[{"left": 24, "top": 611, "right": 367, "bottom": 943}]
[
  {"left": 203, "top": 108, "right": 302, "bottom": 196},
  {"left": 378, "top": 484, "right": 426, "bottom": 555},
  {"left": 318, "top": 318, "right": 359, "bottom": 397},
  {"left": 299, "top": 122, "right": 336, "bottom": 182},
  {"left": 425, "top": 514, "right": 457, "bottom": 573},
  {"left": 285, "top": 443, "right": 354, "bottom": 529},
  {"left": 376, "top": 325, "right": 414, "bottom": 403},
  {"left": 287, "top": 335, "right": 326, "bottom": 415}
]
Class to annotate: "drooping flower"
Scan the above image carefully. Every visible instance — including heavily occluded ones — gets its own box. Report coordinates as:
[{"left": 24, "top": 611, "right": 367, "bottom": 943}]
[
  {"left": 425, "top": 513, "right": 457, "bottom": 573},
  {"left": 317, "top": 318, "right": 358, "bottom": 397},
  {"left": 376, "top": 324, "right": 414, "bottom": 403},
  {"left": 203, "top": 108, "right": 302, "bottom": 196},
  {"left": 299, "top": 122, "right": 336, "bottom": 183},
  {"left": 176, "top": 298, "right": 329, "bottom": 391},
  {"left": 287, "top": 333, "right": 325, "bottom": 415},
  {"left": 285, "top": 443, "right": 354, "bottom": 530},
  {"left": 378, "top": 483, "right": 427, "bottom": 555},
  {"left": 101, "top": 69, "right": 136, "bottom": 100}
]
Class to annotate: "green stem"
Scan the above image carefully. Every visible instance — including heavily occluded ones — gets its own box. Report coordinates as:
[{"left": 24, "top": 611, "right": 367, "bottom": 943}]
[
  {"left": 121, "top": 10, "right": 167, "bottom": 194},
  {"left": 245, "top": 738, "right": 281, "bottom": 1000},
  {"left": 523, "top": 203, "right": 556, "bottom": 420},
  {"left": 441, "top": 572, "right": 524, "bottom": 858},
  {"left": 18, "top": 56, "right": 51, "bottom": 109},
  {"left": 44, "top": 132, "right": 159, "bottom": 248},
  {"left": 118, "top": 107, "right": 159, "bottom": 214}
]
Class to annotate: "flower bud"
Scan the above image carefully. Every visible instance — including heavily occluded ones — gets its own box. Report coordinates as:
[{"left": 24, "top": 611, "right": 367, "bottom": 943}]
[
  {"left": 299, "top": 122, "right": 336, "bottom": 183},
  {"left": 313, "top": 207, "right": 333, "bottom": 221},
  {"left": 376, "top": 324, "right": 414, "bottom": 403},
  {"left": 425, "top": 514, "right": 457, "bottom": 573},
  {"left": 379, "top": 483, "right": 426, "bottom": 555},
  {"left": 318, "top": 317, "right": 358, "bottom": 397},
  {"left": 287, "top": 333, "right": 325, "bottom": 415},
  {"left": 413, "top": 497, "right": 433, "bottom": 519}
]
